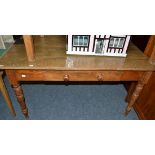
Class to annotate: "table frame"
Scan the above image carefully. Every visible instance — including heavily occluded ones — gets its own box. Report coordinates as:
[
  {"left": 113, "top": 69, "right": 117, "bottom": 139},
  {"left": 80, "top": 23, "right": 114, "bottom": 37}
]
[{"left": 3, "top": 35, "right": 155, "bottom": 118}]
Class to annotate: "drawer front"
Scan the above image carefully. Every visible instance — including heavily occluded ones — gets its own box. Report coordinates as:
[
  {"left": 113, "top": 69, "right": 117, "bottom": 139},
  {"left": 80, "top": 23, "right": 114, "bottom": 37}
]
[{"left": 15, "top": 70, "right": 123, "bottom": 81}]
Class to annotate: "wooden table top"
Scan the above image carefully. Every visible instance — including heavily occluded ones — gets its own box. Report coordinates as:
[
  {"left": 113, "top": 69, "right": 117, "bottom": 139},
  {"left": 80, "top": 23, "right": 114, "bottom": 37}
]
[{"left": 0, "top": 35, "right": 154, "bottom": 71}]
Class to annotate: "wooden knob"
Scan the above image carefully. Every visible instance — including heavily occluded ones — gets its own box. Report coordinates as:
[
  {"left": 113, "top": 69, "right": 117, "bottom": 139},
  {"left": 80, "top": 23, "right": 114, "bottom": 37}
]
[
  {"left": 97, "top": 74, "right": 103, "bottom": 81},
  {"left": 64, "top": 74, "right": 69, "bottom": 81}
]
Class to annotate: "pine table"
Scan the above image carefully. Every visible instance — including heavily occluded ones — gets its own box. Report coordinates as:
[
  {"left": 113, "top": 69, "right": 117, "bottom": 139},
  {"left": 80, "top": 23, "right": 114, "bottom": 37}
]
[{"left": 0, "top": 36, "right": 154, "bottom": 118}]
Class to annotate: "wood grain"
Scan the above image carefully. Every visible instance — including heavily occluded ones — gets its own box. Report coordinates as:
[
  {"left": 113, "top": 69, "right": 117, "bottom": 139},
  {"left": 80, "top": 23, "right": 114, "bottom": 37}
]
[
  {"left": 6, "top": 70, "right": 28, "bottom": 118},
  {"left": 23, "top": 35, "right": 35, "bottom": 62},
  {"left": 134, "top": 72, "right": 155, "bottom": 119},
  {"left": 144, "top": 36, "right": 155, "bottom": 56},
  {"left": 1, "top": 36, "right": 155, "bottom": 118},
  {"left": 15, "top": 70, "right": 122, "bottom": 81},
  {"left": 0, "top": 36, "right": 154, "bottom": 71},
  {"left": 15, "top": 70, "right": 144, "bottom": 82},
  {"left": 133, "top": 35, "right": 155, "bottom": 119},
  {"left": 126, "top": 72, "right": 152, "bottom": 114}
]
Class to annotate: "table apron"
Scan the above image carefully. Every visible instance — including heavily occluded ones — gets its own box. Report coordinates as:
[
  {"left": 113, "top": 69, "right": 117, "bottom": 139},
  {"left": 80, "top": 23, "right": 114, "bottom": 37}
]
[{"left": 14, "top": 70, "right": 144, "bottom": 82}]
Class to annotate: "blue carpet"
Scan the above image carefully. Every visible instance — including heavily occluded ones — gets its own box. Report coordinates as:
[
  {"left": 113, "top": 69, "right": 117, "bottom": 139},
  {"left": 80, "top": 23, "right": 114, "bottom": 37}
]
[{"left": 0, "top": 75, "right": 138, "bottom": 120}]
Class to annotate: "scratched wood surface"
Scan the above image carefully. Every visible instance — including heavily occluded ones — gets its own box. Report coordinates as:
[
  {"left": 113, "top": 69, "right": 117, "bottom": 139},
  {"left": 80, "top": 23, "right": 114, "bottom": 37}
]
[{"left": 0, "top": 35, "right": 154, "bottom": 71}]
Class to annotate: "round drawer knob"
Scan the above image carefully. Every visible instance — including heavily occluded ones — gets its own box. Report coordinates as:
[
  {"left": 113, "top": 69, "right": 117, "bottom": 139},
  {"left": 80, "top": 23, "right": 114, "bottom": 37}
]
[
  {"left": 97, "top": 74, "right": 103, "bottom": 81},
  {"left": 64, "top": 74, "right": 69, "bottom": 81}
]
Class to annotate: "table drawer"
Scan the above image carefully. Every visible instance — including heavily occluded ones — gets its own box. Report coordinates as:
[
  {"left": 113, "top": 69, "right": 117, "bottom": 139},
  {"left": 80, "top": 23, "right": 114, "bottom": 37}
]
[{"left": 15, "top": 70, "right": 123, "bottom": 81}]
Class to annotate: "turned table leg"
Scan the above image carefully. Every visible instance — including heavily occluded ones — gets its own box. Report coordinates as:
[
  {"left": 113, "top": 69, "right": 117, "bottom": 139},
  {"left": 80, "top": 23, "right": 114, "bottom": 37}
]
[
  {"left": 125, "top": 72, "right": 152, "bottom": 115},
  {"left": 5, "top": 70, "right": 29, "bottom": 118},
  {"left": 125, "top": 82, "right": 137, "bottom": 103},
  {"left": 13, "top": 84, "right": 28, "bottom": 118}
]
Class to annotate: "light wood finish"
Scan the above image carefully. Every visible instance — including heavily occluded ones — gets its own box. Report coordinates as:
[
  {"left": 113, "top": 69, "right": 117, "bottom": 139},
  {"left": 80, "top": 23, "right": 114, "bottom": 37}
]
[
  {"left": 0, "top": 71, "right": 16, "bottom": 116},
  {"left": 142, "top": 36, "right": 155, "bottom": 64},
  {"left": 0, "top": 36, "right": 154, "bottom": 71},
  {"left": 0, "top": 35, "right": 154, "bottom": 118},
  {"left": 5, "top": 70, "right": 28, "bottom": 118},
  {"left": 23, "top": 35, "right": 35, "bottom": 62}
]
